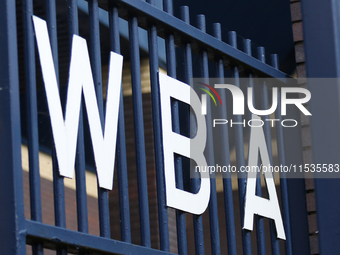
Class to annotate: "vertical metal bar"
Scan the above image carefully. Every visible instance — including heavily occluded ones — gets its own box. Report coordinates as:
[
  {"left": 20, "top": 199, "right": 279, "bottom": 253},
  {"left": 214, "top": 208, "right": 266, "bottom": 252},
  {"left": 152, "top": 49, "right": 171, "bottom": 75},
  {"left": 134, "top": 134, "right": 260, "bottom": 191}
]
[
  {"left": 301, "top": 0, "right": 340, "bottom": 253},
  {"left": 108, "top": 1, "right": 132, "bottom": 243},
  {"left": 68, "top": 0, "right": 89, "bottom": 235},
  {"left": 23, "top": 0, "right": 42, "bottom": 224},
  {"left": 180, "top": 6, "right": 192, "bottom": 81},
  {"left": 128, "top": 14, "right": 151, "bottom": 247},
  {"left": 213, "top": 23, "right": 237, "bottom": 255},
  {"left": 191, "top": 152, "right": 205, "bottom": 255},
  {"left": 68, "top": 0, "right": 79, "bottom": 36},
  {"left": 45, "top": 0, "right": 59, "bottom": 76},
  {"left": 163, "top": 0, "right": 173, "bottom": 15},
  {"left": 45, "top": 0, "right": 64, "bottom": 229},
  {"left": 197, "top": 14, "right": 221, "bottom": 255},
  {"left": 0, "top": 0, "right": 26, "bottom": 254},
  {"left": 162, "top": 0, "right": 175, "bottom": 79},
  {"left": 22, "top": 0, "right": 43, "bottom": 253},
  {"left": 88, "top": 0, "right": 111, "bottom": 238},
  {"left": 176, "top": 6, "right": 192, "bottom": 255},
  {"left": 52, "top": 156, "right": 67, "bottom": 253},
  {"left": 271, "top": 54, "right": 293, "bottom": 255},
  {"left": 164, "top": 2, "right": 187, "bottom": 254},
  {"left": 243, "top": 40, "right": 266, "bottom": 255},
  {"left": 257, "top": 47, "right": 280, "bottom": 255},
  {"left": 229, "top": 31, "right": 252, "bottom": 255},
  {"left": 44, "top": 3, "right": 68, "bottom": 254},
  {"left": 88, "top": 0, "right": 104, "bottom": 107},
  {"left": 146, "top": 0, "right": 170, "bottom": 251}
]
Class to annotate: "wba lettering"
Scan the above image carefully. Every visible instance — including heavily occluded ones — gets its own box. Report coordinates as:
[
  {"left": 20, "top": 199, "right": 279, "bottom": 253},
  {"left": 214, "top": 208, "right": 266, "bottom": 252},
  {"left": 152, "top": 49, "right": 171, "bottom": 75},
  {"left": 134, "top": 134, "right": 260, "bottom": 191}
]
[{"left": 33, "top": 16, "right": 285, "bottom": 237}]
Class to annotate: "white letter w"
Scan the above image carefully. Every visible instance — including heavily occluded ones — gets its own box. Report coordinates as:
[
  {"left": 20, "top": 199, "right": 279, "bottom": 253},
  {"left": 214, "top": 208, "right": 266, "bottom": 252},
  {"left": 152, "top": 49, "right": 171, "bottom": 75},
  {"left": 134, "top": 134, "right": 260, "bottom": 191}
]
[{"left": 33, "top": 16, "right": 123, "bottom": 190}]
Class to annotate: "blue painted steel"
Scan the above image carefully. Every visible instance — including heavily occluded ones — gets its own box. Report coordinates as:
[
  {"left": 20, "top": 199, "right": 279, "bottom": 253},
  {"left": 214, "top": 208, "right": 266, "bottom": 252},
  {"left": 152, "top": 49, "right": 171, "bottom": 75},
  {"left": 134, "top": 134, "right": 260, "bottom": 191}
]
[
  {"left": 74, "top": 104, "right": 89, "bottom": 234},
  {"left": 188, "top": 13, "right": 205, "bottom": 255},
  {"left": 163, "top": 1, "right": 189, "bottom": 254},
  {"left": 88, "top": 0, "right": 111, "bottom": 238},
  {"left": 45, "top": 0, "right": 59, "bottom": 76},
  {"left": 213, "top": 23, "right": 237, "bottom": 255},
  {"left": 68, "top": 0, "right": 79, "bottom": 36},
  {"left": 44, "top": 3, "right": 68, "bottom": 254},
  {"left": 128, "top": 14, "right": 151, "bottom": 247},
  {"left": 23, "top": 0, "right": 43, "bottom": 253},
  {"left": 229, "top": 31, "right": 252, "bottom": 255},
  {"left": 0, "top": 1, "right": 26, "bottom": 254},
  {"left": 97, "top": 0, "right": 290, "bottom": 80},
  {"left": 257, "top": 47, "right": 280, "bottom": 255},
  {"left": 271, "top": 54, "right": 293, "bottom": 255},
  {"left": 88, "top": 0, "right": 104, "bottom": 108},
  {"left": 26, "top": 220, "right": 176, "bottom": 255},
  {"left": 177, "top": 6, "right": 192, "bottom": 255},
  {"left": 45, "top": 0, "right": 66, "bottom": 227},
  {"left": 146, "top": 0, "right": 170, "bottom": 251},
  {"left": 77, "top": 0, "right": 167, "bottom": 66},
  {"left": 180, "top": 5, "right": 192, "bottom": 86},
  {"left": 197, "top": 14, "right": 221, "bottom": 255},
  {"left": 163, "top": 0, "right": 173, "bottom": 15},
  {"left": 243, "top": 40, "right": 266, "bottom": 255},
  {"left": 23, "top": 0, "right": 42, "bottom": 224},
  {"left": 301, "top": 0, "right": 340, "bottom": 254},
  {"left": 67, "top": 0, "right": 90, "bottom": 236},
  {"left": 52, "top": 155, "right": 67, "bottom": 255},
  {"left": 108, "top": 1, "right": 132, "bottom": 243}
]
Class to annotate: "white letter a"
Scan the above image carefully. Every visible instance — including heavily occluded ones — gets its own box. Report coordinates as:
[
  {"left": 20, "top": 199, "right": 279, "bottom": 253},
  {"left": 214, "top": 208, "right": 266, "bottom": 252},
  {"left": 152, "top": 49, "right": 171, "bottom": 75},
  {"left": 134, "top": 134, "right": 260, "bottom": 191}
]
[{"left": 243, "top": 115, "right": 286, "bottom": 239}]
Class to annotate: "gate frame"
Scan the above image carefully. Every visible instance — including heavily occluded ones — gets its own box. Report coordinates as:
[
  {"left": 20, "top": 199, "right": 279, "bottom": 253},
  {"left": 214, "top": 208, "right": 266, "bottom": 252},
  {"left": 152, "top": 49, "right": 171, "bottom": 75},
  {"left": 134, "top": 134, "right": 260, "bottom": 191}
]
[
  {"left": 0, "top": 0, "right": 312, "bottom": 254},
  {"left": 301, "top": 0, "right": 340, "bottom": 253},
  {"left": 0, "top": 0, "right": 26, "bottom": 254}
]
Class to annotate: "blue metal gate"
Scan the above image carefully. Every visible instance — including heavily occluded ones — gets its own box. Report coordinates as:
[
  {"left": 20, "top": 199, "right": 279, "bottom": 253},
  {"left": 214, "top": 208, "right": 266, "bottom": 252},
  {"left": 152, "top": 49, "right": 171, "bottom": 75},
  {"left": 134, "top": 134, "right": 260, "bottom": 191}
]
[{"left": 0, "top": 0, "right": 310, "bottom": 254}]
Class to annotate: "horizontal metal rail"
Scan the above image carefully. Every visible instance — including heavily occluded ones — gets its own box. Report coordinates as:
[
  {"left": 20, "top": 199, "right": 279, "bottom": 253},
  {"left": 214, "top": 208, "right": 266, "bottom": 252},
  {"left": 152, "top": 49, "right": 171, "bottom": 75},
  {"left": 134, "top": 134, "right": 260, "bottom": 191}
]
[{"left": 26, "top": 220, "right": 175, "bottom": 255}]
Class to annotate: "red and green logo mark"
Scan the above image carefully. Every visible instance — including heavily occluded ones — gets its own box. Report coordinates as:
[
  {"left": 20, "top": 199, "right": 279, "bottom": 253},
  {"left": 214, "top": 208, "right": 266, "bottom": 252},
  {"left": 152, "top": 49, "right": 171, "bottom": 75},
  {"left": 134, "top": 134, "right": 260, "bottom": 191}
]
[{"left": 198, "top": 82, "right": 222, "bottom": 106}]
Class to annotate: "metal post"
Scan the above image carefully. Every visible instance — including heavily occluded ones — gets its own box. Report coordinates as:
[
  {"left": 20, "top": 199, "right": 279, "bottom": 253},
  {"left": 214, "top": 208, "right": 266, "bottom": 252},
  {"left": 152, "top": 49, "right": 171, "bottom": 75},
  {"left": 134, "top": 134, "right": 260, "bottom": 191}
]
[
  {"left": 301, "top": 0, "right": 340, "bottom": 253},
  {"left": 0, "top": 0, "right": 26, "bottom": 254}
]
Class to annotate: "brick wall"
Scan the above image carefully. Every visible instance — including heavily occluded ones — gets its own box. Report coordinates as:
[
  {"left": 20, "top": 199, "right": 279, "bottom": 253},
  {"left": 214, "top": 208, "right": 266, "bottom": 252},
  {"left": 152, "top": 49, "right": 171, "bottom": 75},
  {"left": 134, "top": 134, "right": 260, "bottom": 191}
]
[
  {"left": 109, "top": 92, "right": 160, "bottom": 249},
  {"left": 23, "top": 171, "right": 100, "bottom": 254},
  {"left": 22, "top": 147, "right": 100, "bottom": 254},
  {"left": 290, "top": 1, "right": 319, "bottom": 254},
  {"left": 108, "top": 59, "right": 170, "bottom": 250}
]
